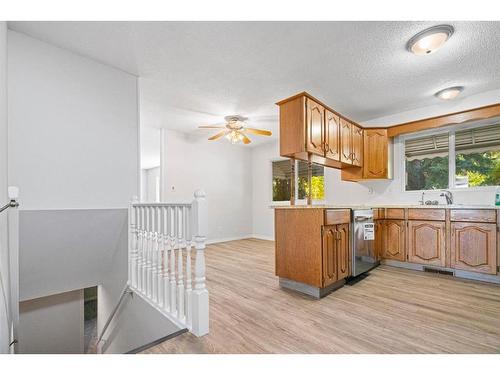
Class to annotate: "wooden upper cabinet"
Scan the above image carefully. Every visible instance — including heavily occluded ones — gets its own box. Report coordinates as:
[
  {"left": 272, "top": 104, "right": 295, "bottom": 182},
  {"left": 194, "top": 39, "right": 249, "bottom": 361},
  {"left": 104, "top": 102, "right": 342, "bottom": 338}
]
[
  {"left": 383, "top": 220, "right": 406, "bottom": 262},
  {"left": 277, "top": 93, "right": 372, "bottom": 171},
  {"left": 407, "top": 221, "right": 446, "bottom": 267},
  {"left": 340, "top": 119, "right": 352, "bottom": 164},
  {"left": 322, "top": 226, "right": 338, "bottom": 287},
  {"left": 450, "top": 222, "right": 497, "bottom": 274},
  {"left": 337, "top": 224, "right": 350, "bottom": 279},
  {"left": 351, "top": 125, "right": 363, "bottom": 167},
  {"left": 363, "top": 129, "right": 388, "bottom": 179},
  {"left": 325, "top": 109, "right": 340, "bottom": 161},
  {"left": 305, "top": 98, "right": 325, "bottom": 156},
  {"left": 341, "top": 128, "right": 391, "bottom": 181}
]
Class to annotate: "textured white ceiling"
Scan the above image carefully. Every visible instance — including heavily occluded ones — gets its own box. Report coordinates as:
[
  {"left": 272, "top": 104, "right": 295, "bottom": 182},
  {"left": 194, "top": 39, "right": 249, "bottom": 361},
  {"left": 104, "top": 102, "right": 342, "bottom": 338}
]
[{"left": 8, "top": 21, "right": 500, "bottom": 146}]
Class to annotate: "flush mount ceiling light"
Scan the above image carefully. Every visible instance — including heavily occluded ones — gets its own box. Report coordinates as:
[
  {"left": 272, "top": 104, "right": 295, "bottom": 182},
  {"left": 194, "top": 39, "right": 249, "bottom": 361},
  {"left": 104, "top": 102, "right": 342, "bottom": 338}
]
[
  {"left": 407, "top": 25, "right": 454, "bottom": 55},
  {"left": 435, "top": 86, "right": 464, "bottom": 100}
]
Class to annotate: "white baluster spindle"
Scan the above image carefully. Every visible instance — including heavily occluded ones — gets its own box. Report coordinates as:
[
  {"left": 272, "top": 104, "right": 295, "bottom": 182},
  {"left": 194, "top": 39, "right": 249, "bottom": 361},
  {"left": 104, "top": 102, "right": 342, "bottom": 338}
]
[
  {"left": 184, "top": 206, "right": 193, "bottom": 326},
  {"left": 177, "top": 207, "right": 185, "bottom": 321},
  {"left": 169, "top": 207, "right": 177, "bottom": 315}
]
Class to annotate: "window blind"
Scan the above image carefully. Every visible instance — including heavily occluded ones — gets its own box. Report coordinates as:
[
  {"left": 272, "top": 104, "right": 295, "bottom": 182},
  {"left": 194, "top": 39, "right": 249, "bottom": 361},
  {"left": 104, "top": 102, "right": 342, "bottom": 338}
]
[
  {"left": 272, "top": 160, "right": 292, "bottom": 179},
  {"left": 297, "top": 160, "right": 324, "bottom": 178},
  {"left": 455, "top": 123, "right": 500, "bottom": 152},
  {"left": 405, "top": 133, "right": 449, "bottom": 159}
]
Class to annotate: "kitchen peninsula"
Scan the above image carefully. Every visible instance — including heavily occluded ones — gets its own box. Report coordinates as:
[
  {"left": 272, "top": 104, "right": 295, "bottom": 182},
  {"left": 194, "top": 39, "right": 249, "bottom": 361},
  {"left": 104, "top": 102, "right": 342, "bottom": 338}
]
[{"left": 274, "top": 92, "right": 500, "bottom": 298}]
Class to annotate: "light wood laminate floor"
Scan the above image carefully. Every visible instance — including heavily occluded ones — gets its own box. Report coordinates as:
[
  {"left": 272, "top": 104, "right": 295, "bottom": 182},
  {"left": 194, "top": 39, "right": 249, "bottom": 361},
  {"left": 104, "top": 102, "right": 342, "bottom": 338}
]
[{"left": 143, "top": 239, "right": 500, "bottom": 354}]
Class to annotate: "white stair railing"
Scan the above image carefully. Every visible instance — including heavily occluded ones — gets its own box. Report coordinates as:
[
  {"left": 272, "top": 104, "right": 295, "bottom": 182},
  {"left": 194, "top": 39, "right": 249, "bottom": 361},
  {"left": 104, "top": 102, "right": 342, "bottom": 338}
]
[{"left": 128, "top": 189, "right": 208, "bottom": 337}]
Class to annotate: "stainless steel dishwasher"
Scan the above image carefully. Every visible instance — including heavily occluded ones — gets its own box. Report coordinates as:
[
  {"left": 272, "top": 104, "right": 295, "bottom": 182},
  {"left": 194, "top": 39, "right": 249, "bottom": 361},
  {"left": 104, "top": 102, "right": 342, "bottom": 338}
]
[{"left": 351, "top": 209, "right": 379, "bottom": 277}]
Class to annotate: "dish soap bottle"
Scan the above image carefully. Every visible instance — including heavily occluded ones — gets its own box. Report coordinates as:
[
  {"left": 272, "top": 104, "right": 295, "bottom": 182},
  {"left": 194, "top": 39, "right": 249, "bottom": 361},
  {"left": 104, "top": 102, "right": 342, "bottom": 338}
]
[{"left": 496, "top": 187, "right": 500, "bottom": 206}]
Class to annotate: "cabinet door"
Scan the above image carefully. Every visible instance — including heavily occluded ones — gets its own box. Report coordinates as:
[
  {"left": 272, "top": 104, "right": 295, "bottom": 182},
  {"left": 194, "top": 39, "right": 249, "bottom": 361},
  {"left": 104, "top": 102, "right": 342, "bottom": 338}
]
[
  {"left": 340, "top": 119, "right": 352, "bottom": 164},
  {"left": 306, "top": 98, "right": 325, "bottom": 156},
  {"left": 374, "top": 220, "right": 385, "bottom": 261},
  {"left": 450, "top": 222, "right": 497, "bottom": 274},
  {"left": 337, "top": 224, "right": 350, "bottom": 279},
  {"left": 351, "top": 125, "right": 363, "bottom": 167},
  {"left": 383, "top": 220, "right": 406, "bottom": 261},
  {"left": 325, "top": 110, "right": 340, "bottom": 161},
  {"left": 322, "top": 226, "right": 338, "bottom": 286},
  {"left": 363, "top": 129, "right": 388, "bottom": 178},
  {"left": 408, "top": 221, "right": 446, "bottom": 266}
]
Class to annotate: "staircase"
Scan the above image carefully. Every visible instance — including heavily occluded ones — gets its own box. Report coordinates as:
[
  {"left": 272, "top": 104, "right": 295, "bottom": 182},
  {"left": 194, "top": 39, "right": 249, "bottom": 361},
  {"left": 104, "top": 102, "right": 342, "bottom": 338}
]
[{"left": 97, "top": 189, "right": 209, "bottom": 353}]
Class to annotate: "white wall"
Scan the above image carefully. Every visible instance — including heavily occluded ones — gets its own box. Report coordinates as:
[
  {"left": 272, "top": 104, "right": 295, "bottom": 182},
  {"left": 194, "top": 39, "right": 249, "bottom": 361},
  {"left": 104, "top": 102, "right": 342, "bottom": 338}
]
[
  {"left": 8, "top": 31, "right": 139, "bottom": 210},
  {"left": 0, "top": 21, "right": 9, "bottom": 354},
  {"left": 140, "top": 126, "right": 161, "bottom": 169},
  {"left": 161, "top": 130, "right": 253, "bottom": 242},
  {"left": 18, "top": 289, "right": 84, "bottom": 354},
  {"left": 141, "top": 166, "right": 160, "bottom": 202},
  {"left": 251, "top": 141, "right": 280, "bottom": 240},
  {"left": 7, "top": 31, "right": 140, "bottom": 353}
]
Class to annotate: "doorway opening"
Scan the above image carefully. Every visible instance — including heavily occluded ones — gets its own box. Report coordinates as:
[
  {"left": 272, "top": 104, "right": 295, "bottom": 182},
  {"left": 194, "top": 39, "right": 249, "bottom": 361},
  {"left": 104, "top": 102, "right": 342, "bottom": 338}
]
[{"left": 84, "top": 286, "right": 98, "bottom": 353}]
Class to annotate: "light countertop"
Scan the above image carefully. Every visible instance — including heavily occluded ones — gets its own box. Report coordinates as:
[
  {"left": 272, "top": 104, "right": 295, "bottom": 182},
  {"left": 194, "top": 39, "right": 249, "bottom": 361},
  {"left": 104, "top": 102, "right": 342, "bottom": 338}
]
[{"left": 271, "top": 204, "right": 499, "bottom": 210}]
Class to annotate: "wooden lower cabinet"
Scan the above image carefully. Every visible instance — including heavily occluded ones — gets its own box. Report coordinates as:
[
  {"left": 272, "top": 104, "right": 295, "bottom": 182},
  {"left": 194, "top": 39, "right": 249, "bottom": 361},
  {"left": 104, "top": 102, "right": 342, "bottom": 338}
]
[
  {"left": 322, "top": 224, "right": 350, "bottom": 287},
  {"left": 337, "top": 224, "right": 350, "bottom": 279},
  {"left": 407, "top": 221, "right": 446, "bottom": 267},
  {"left": 382, "top": 220, "right": 406, "bottom": 262},
  {"left": 450, "top": 222, "right": 497, "bottom": 274},
  {"left": 322, "top": 226, "right": 338, "bottom": 286},
  {"left": 374, "top": 220, "right": 384, "bottom": 260}
]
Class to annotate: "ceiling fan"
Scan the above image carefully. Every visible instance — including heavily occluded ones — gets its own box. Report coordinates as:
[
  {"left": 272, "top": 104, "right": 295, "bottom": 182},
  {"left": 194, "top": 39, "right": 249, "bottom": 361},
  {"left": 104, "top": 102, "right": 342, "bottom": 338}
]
[{"left": 198, "top": 115, "right": 272, "bottom": 144}]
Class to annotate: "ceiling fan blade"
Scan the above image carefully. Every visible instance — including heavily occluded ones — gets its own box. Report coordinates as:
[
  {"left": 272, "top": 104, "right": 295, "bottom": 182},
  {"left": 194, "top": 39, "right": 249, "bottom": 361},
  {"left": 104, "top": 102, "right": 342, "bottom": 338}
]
[
  {"left": 208, "top": 130, "right": 228, "bottom": 140},
  {"left": 244, "top": 128, "right": 272, "bottom": 136},
  {"left": 241, "top": 133, "right": 252, "bottom": 144},
  {"left": 198, "top": 125, "right": 226, "bottom": 129}
]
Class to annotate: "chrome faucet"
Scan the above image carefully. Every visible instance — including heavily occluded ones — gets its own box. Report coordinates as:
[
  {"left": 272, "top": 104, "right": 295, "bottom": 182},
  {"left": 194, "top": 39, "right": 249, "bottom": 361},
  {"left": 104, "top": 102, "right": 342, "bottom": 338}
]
[
  {"left": 419, "top": 192, "right": 425, "bottom": 205},
  {"left": 440, "top": 190, "right": 453, "bottom": 205}
]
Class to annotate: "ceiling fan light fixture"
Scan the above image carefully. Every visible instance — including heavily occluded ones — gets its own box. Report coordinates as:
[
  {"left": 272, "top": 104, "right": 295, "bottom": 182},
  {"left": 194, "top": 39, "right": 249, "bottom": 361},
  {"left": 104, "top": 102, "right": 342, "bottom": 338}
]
[
  {"left": 407, "top": 25, "right": 454, "bottom": 55},
  {"left": 226, "top": 130, "right": 243, "bottom": 144}
]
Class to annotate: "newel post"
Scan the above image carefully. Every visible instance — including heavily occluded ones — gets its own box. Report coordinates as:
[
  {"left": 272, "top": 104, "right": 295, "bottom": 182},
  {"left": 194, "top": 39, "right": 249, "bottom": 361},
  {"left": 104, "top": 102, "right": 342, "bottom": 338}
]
[{"left": 191, "top": 189, "right": 209, "bottom": 336}]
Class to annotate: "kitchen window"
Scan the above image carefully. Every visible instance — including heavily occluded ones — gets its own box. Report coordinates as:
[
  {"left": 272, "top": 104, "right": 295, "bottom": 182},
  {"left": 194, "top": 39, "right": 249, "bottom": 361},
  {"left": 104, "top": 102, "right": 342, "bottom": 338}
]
[
  {"left": 404, "top": 122, "right": 500, "bottom": 191},
  {"left": 272, "top": 159, "right": 325, "bottom": 202}
]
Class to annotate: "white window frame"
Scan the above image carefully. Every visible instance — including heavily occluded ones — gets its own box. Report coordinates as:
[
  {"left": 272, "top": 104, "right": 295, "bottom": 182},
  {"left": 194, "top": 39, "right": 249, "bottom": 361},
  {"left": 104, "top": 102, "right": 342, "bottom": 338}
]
[
  {"left": 270, "top": 158, "right": 326, "bottom": 205},
  {"left": 401, "top": 121, "right": 500, "bottom": 193}
]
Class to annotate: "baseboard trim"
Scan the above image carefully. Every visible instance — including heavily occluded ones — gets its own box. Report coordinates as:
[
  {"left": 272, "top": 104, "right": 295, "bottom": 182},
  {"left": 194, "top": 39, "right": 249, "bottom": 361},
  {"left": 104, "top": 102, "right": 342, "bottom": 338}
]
[
  {"left": 206, "top": 235, "right": 274, "bottom": 245},
  {"left": 279, "top": 277, "right": 345, "bottom": 299},
  {"left": 125, "top": 328, "right": 188, "bottom": 354},
  {"left": 382, "top": 260, "right": 500, "bottom": 285},
  {"left": 250, "top": 234, "right": 274, "bottom": 241}
]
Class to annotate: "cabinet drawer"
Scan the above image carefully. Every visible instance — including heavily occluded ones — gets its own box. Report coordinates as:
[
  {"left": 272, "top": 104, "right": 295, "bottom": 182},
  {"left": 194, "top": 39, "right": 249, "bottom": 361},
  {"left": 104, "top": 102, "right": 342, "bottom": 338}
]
[
  {"left": 325, "top": 209, "right": 351, "bottom": 225},
  {"left": 385, "top": 208, "right": 405, "bottom": 220},
  {"left": 408, "top": 208, "right": 445, "bottom": 221},
  {"left": 373, "top": 208, "right": 385, "bottom": 220},
  {"left": 450, "top": 209, "right": 497, "bottom": 223}
]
